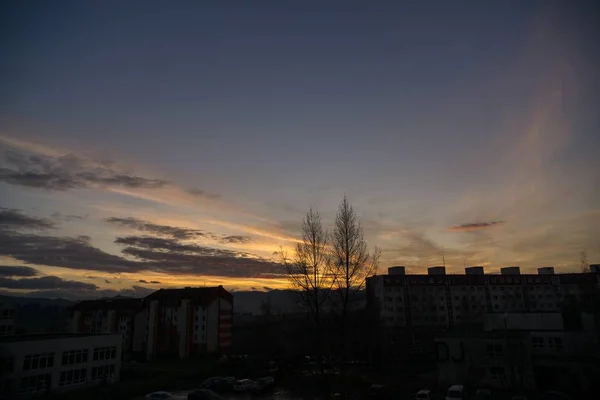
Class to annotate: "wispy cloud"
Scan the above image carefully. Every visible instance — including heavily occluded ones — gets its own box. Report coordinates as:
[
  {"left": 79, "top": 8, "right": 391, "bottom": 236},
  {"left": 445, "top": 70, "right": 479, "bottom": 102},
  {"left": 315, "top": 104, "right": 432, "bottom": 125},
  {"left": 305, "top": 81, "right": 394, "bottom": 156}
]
[
  {"left": 0, "top": 148, "right": 168, "bottom": 191},
  {"left": 0, "top": 207, "right": 56, "bottom": 230},
  {"left": 448, "top": 221, "right": 505, "bottom": 232}
]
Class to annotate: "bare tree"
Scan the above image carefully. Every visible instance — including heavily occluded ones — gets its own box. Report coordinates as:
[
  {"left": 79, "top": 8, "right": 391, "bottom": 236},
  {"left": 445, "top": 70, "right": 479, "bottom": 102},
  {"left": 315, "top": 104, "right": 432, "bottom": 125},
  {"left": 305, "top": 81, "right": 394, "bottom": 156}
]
[
  {"left": 581, "top": 251, "right": 590, "bottom": 273},
  {"left": 331, "top": 196, "right": 380, "bottom": 368},
  {"left": 280, "top": 208, "right": 336, "bottom": 374}
]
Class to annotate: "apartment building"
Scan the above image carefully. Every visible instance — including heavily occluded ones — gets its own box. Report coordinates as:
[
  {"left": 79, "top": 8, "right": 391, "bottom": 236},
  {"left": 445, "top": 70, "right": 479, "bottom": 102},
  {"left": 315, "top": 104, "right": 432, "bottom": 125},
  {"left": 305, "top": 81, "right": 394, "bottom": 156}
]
[
  {"left": 69, "top": 298, "right": 144, "bottom": 355},
  {"left": 0, "top": 333, "right": 121, "bottom": 399},
  {"left": 68, "top": 286, "right": 233, "bottom": 361},
  {"left": 367, "top": 265, "right": 600, "bottom": 329},
  {"left": 143, "top": 286, "right": 233, "bottom": 360}
]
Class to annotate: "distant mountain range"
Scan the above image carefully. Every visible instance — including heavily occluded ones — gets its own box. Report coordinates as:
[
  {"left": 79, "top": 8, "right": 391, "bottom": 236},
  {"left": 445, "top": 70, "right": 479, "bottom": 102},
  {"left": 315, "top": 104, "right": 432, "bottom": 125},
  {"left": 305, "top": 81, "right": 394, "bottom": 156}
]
[{"left": 0, "top": 290, "right": 300, "bottom": 318}]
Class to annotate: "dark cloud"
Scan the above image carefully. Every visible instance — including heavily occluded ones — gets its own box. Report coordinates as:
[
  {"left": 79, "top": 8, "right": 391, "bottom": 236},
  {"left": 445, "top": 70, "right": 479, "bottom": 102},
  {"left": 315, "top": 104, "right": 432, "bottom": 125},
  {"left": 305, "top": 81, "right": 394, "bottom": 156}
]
[
  {"left": 263, "top": 286, "right": 274, "bottom": 291},
  {"left": 0, "top": 208, "right": 282, "bottom": 279},
  {"left": 104, "top": 279, "right": 111, "bottom": 284},
  {"left": 187, "top": 188, "right": 221, "bottom": 199},
  {"left": 0, "top": 229, "right": 144, "bottom": 273},
  {"left": 0, "top": 149, "right": 168, "bottom": 191},
  {"left": 105, "top": 216, "right": 251, "bottom": 244},
  {"left": 0, "top": 207, "right": 56, "bottom": 230},
  {"left": 150, "top": 280, "right": 161, "bottom": 284},
  {"left": 448, "top": 221, "right": 505, "bottom": 232},
  {"left": 0, "top": 266, "right": 39, "bottom": 277},
  {"left": 106, "top": 217, "right": 206, "bottom": 239},
  {"left": 222, "top": 235, "right": 252, "bottom": 244},
  {"left": 0, "top": 228, "right": 284, "bottom": 278},
  {"left": 138, "top": 279, "right": 148, "bottom": 283},
  {"left": 0, "top": 276, "right": 98, "bottom": 290}
]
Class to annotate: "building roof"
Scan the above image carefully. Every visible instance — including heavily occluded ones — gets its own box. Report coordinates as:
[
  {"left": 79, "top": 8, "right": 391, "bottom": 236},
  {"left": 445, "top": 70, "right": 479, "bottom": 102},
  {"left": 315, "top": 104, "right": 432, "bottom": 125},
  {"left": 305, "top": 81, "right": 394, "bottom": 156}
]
[
  {"left": 144, "top": 285, "right": 232, "bottom": 305},
  {"left": 0, "top": 332, "right": 117, "bottom": 344}
]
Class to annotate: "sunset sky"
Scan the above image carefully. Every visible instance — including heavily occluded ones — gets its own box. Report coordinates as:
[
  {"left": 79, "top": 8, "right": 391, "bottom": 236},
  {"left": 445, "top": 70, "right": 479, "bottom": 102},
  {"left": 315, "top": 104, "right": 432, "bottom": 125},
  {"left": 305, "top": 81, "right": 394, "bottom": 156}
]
[{"left": 1, "top": 0, "right": 599, "bottom": 299}]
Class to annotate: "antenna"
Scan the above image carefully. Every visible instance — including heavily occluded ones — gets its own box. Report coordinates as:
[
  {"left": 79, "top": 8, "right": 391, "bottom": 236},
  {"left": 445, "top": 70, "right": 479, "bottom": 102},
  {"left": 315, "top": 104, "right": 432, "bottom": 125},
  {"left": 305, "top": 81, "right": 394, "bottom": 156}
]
[{"left": 442, "top": 248, "right": 446, "bottom": 268}]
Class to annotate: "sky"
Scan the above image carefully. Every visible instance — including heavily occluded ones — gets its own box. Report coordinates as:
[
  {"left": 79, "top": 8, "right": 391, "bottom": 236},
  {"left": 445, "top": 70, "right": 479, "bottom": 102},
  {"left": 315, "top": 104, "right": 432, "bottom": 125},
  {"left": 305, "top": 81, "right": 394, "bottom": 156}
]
[{"left": 1, "top": 0, "right": 599, "bottom": 300}]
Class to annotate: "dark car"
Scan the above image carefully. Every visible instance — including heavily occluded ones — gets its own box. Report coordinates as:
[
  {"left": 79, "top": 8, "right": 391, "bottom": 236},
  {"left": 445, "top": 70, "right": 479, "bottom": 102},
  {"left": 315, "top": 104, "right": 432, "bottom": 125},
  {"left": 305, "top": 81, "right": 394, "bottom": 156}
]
[{"left": 249, "top": 376, "right": 275, "bottom": 394}]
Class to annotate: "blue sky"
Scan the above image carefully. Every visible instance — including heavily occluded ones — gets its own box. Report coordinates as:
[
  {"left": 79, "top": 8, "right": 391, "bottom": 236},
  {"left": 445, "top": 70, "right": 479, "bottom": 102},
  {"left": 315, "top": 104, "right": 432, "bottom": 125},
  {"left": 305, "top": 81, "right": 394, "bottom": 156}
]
[{"left": 1, "top": 0, "right": 598, "bottom": 298}]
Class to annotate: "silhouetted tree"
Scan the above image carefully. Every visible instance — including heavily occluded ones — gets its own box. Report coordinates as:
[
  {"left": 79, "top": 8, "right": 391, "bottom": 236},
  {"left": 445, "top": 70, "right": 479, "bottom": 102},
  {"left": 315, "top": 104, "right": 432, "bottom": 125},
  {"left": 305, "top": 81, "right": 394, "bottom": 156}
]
[
  {"left": 331, "top": 196, "right": 380, "bottom": 371},
  {"left": 581, "top": 251, "right": 590, "bottom": 273},
  {"left": 281, "top": 208, "right": 336, "bottom": 375}
]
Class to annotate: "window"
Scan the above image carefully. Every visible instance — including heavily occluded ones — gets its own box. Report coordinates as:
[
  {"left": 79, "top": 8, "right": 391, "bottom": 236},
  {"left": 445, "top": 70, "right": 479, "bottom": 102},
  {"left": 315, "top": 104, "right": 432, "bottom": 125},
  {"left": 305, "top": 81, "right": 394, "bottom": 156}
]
[
  {"left": 62, "top": 349, "right": 88, "bottom": 365},
  {"left": 59, "top": 368, "right": 86, "bottom": 386},
  {"left": 549, "top": 337, "right": 563, "bottom": 349},
  {"left": 23, "top": 353, "right": 54, "bottom": 371},
  {"left": 532, "top": 337, "right": 544, "bottom": 348},
  {"left": 486, "top": 343, "right": 503, "bottom": 357},
  {"left": 91, "top": 364, "right": 115, "bottom": 381},
  {"left": 489, "top": 367, "right": 505, "bottom": 379},
  {"left": 20, "top": 373, "right": 51, "bottom": 394},
  {"left": 93, "top": 346, "right": 117, "bottom": 361}
]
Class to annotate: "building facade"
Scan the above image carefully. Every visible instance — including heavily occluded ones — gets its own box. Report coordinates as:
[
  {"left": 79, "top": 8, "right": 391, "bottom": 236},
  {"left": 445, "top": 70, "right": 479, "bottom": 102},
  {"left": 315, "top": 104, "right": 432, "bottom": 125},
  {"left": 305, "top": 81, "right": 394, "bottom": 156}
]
[
  {"left": 69, "top": 298, "right": 143, "bottom": 355},
  {"left": 0, "top": 333, "right": 121, "bottom": 398},
  {"left": 366, "top": 266, "right": 600, "bottom": 363},
  {"left": 68, "top": 286, "right": 233, "bottom": 360},
  {"left": 367, "top": 266, "right": 600, "bottom": 330},
  {"left": 143, "top": 286, "right": 233, "bottom": 360}
]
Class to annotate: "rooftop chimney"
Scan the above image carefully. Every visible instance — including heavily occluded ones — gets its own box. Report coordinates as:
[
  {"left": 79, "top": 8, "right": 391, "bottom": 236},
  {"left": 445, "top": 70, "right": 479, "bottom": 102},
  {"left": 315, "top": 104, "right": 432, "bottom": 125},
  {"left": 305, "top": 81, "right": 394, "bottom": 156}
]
[
  {"left": 500, "top": 266, "right": 521, "bottom": 275},
  {"left": 428, "top": 266, "right": 446, "bottom": 275},
  {"left": 388, "top": 266, "right": 406, "bottom": 275},
  {"left": 465, "top": 266, "right": 484, "bottom": 275},
  {"left": 538, "top": 267, "right": 555, "bottom": 275}
]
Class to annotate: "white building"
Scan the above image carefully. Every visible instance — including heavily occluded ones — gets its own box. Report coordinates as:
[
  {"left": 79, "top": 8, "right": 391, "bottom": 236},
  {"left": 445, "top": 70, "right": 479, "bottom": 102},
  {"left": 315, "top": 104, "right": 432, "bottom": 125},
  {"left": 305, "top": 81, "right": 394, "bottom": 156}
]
[
  {"left": 367, "top": 266, "right": 600, "bottom": 329},
  {"left": 0, "top": 333, "right": 121, "bottom": 398},
  {"left": 143, "top": 286, "right": 233, "bottom": 360}
]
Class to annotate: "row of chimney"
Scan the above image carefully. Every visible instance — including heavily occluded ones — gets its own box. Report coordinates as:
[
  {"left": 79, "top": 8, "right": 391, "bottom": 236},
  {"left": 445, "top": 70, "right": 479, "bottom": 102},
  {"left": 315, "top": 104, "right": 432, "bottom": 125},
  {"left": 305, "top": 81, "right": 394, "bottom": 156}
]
[{"left": 387, "top": 264, "right": 600, "bottom": 276}]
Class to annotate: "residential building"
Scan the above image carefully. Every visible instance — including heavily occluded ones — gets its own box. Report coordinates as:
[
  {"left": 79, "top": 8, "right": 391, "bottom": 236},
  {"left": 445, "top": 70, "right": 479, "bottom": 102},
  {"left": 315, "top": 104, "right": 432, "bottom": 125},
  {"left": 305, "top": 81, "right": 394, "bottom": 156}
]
[
  {"left": 143, "top": 286, "right": 233, "bottom": 360},
  {"left": 0, "top": 333, "right": 121, "bottom": 398},
  {"left": 69, "top": 298, "right": 143, "bottom": 355},
  {"left": 366, "top": 265, "right": 600, "bottom": 363},
  {"left": 67, "top": 286, "right": 234, "bottom": 360},
  {"left": 367, "top": 266, "right": 600, "bottom": 329}
]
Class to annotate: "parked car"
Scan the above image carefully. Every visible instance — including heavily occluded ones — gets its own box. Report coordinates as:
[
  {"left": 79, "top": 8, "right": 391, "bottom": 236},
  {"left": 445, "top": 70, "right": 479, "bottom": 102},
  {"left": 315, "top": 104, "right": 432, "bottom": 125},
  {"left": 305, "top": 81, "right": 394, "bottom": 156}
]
[
  {"left": 250, "top": 377, "right": 275, "bottom": 394},
  {"left": 233, "top": 379, "right": 256, "bottom": 392},
  {"left": 188, "top": 389, "right": 223, "bottom": 400},
  {"left": 200, "top": 377, "right": 222, "bottom": 390},
  {"left": 146, "top": 391, "right": 172, "bottom": 400},
  {"left": 446, "top": 385, "right": 466, "bottom": 400},
  {"left": 416, "top": 389, "right": 432, "bottom": 400}
]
